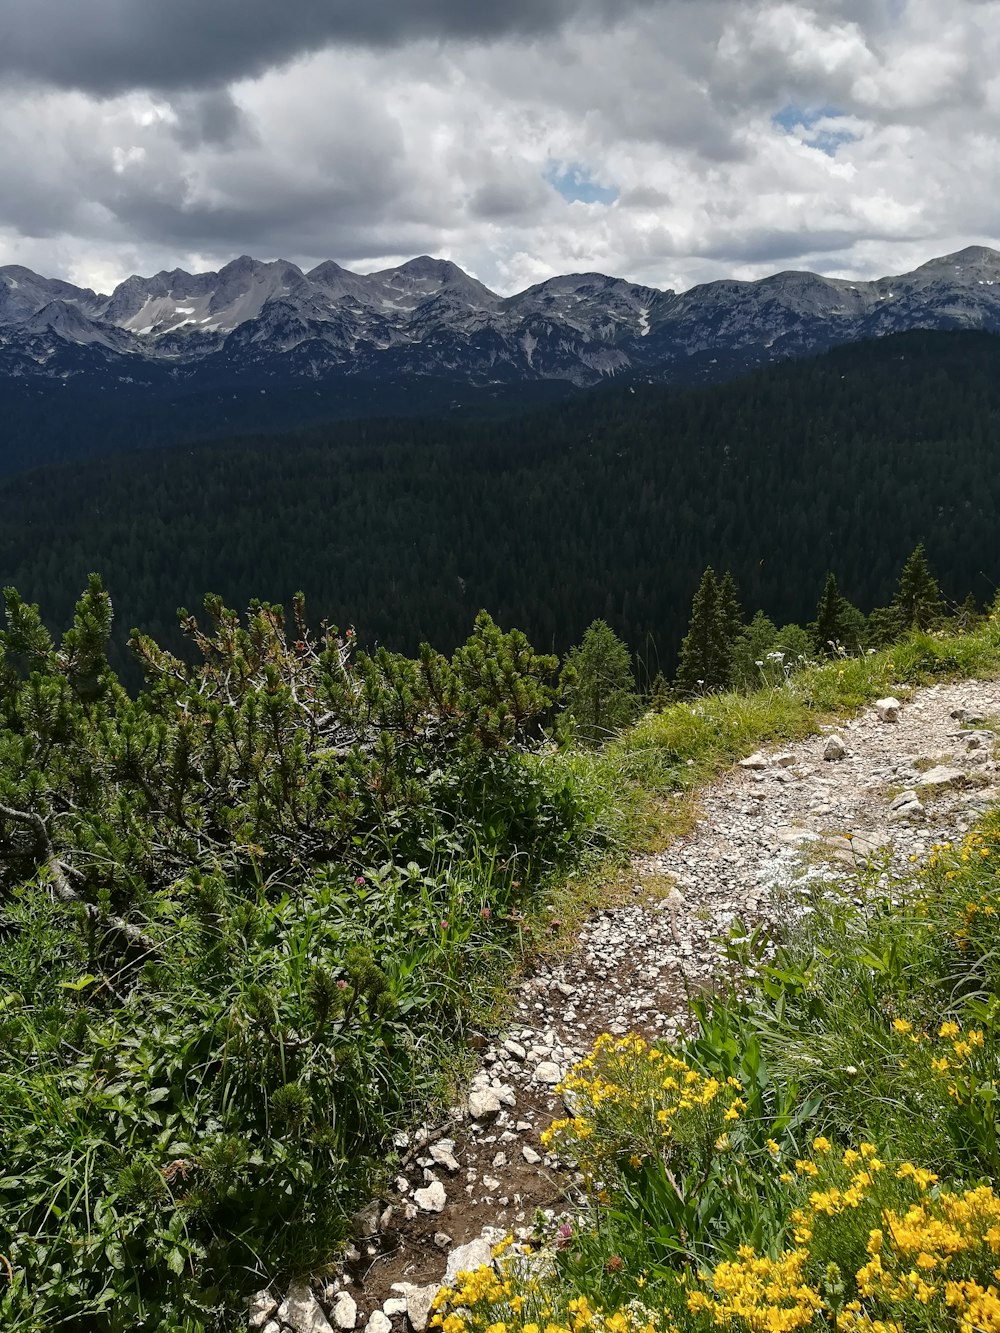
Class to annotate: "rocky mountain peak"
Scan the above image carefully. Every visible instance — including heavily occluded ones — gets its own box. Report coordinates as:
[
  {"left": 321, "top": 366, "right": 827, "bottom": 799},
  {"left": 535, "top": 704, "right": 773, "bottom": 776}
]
[{"left": 4, "top": 245, "right": 1000, "bottom": 388}]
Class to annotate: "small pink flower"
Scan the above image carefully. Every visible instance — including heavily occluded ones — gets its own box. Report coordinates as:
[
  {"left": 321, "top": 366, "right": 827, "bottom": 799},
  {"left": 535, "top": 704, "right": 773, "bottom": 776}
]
[
  {"left": 440, "top": 919, "right": 449, "bottom": 931},
  {"left": 480, "top": 907, "right": 491, "bottom": 920},
  {"left": 336, "top": 979, "right": 348, "bottom": 990},
  {"left": 355, "top": 876, "right": 365, "bottom": 885}
]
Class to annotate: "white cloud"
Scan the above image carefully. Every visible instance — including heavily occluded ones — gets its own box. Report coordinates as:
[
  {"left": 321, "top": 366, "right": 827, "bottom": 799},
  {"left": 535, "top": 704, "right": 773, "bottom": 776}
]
[{"left": 1, "top": 1, "right": 999, "bottom": 295}]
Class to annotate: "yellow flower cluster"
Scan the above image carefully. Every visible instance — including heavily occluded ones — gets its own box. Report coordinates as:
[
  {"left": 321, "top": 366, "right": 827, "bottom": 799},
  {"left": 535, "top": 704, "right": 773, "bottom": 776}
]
[
  {"left": 852, "top": 1184, "right": 1000, "bottom": 1329},
  {"left": 540, "top": 1033, "right": 745, "bottom": 1174},
  {"left": 430, "top": 1249, "right": 676, "bottom": 1333},
  {"left": 687, "top": 1247, "right": 823, "bottom": 1331},
  {"left": 919, "top": 819, "right": 1000, "bottom": 950},
  {"left": 692, "top": 1144, "right": 1000, "bottom": 1332}
]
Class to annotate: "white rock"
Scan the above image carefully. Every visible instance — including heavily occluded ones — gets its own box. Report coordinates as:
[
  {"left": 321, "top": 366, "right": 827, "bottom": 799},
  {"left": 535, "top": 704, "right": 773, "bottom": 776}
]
[
  {"left": 383, "top": 1300, "right": 408, "bottom": 1317},
  {"left": 263, "top": 1323, "right": 281, "bottom": 1333},
  {"left": 890, "top": 800, "right": 924, "bottom": 822},
  {"left": 534, "top": 1061, "right": 562, "bottom": 1085},
  {"left": 495, "top": 1083, "right": 517, "bottom": 1108},
  {"left": 876, "top": 697, "right": 901, "bottom": 723},
  {"left": 503, "top": 1039, "right": 527, "bottom": 1061},
  {"left": 740, "top": 752, "right": 770, "bottom": 770},
  {"left": 918, "top": 765, "right": 965, "bottom": 789},
  {"left": 775, "top": 753, "right": 796, "bottom": 767},
  {"left": 414, "top": 1180, "right": 447, "bottom": 1213},
  {"left": 521, "top": 1145, "right": 541, "bottom": 1165},
  {"left": 333, "top": 1292, "right": 358, "bottom": 1331},
  {"left": 444, "top": 1236, "right": 495, "bottom": 1285},
  {"left": 429, "top": 1142, "right": 460, "bottom": 1173},
  {"left": 406, "top": 1284, "right": 439, "bottom": 1333},
  {"left": 249, "top": 1291, "right": 279, "bottom": 1330},
  {"left": 367, "top": 1313, "right": 392, "bottom": 1333},
  {"left": 277, "top": 1280, "right": 334, "bottom": 1333},
  {"left": 890, "top": 789, "right": 920, "bottom": 811},
  {"left": 823, "top": 735, "right": 847, "bottom": 761},
  {"left": 434, "top": 1231, "right": 453, "bottom": 1249},
  {"left": 468, "top": 1088, "right": 502, "bottom": 1120},
  {"left": 351, "top": 1200, "right": 382, "bottom": 1238}
]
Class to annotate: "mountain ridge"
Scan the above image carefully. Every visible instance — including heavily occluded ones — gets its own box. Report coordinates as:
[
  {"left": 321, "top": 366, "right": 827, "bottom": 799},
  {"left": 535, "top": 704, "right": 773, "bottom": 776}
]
[{"left": 3, "top": 244, "right": 1000, "bottom": 391}]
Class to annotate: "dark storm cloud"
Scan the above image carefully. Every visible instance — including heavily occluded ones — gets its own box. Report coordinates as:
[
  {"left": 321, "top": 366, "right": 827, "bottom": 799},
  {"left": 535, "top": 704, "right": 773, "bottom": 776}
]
[
  {"left": 0, "top": 0, "right": 655, "bottom": 94},
  {"left": 169, "top": 92, "right": 250, "bottom": 149}
]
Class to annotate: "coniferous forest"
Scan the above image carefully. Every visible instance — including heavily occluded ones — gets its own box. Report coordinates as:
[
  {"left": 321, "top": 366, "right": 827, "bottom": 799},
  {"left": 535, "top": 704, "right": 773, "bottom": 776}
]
[{"left": 2, "top": 329, "right": 999, "bottom": 685}]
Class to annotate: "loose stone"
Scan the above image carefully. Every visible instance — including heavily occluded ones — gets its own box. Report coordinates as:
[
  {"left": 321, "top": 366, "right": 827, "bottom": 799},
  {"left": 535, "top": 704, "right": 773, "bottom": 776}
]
[{"left": 413, "top": 1181, "right": 447, "bottom": 1213}]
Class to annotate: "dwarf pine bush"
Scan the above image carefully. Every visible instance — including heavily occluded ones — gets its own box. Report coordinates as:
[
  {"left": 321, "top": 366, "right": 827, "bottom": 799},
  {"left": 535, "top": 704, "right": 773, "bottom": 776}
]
[{"left": 0, "top": 582, "right": 599, "bottom": 1330}]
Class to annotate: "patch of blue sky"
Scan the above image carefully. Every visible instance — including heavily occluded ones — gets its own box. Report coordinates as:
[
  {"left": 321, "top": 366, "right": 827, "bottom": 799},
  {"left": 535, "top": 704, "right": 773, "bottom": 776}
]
[
  {"left": 772, "top": 103, "right": 857, "bottom": 157},
  {"left": 544, "top": 162, "right": 619, "bottom": 206}
]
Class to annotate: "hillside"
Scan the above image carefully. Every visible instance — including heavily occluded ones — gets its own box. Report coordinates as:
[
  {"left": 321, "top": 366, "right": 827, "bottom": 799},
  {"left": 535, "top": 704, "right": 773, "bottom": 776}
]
[{"left": 2, "top": 329, "right": 999, "bottom": 680}]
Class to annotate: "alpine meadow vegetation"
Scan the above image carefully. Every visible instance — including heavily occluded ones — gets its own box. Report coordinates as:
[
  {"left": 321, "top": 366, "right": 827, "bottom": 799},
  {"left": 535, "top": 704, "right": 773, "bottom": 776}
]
[{"left": 2, "top": 568, "right": 1000, "bottom": 1331}]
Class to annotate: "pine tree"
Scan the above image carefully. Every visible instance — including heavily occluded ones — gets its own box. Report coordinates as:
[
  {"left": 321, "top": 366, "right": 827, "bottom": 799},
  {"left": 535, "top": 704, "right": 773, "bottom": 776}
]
[
  {"left": 866, "top": 604, "right": 903, "bottom": 647},
  {"left": 675, "top": 567, "right": 731, "bottom": 695},
  {"left": 560, "top": 619, "right": 638, "bottom": 745},
  {"left": 647, "top": 671, "right": 671, "bottom": 712},
  {"left": 893, "top": 543, "right": 944, "bottom": 630},
  {"left": 717, "top": 571, "right": 744, "bottom": 646},
  {"left": 809, "top": 573, "right": 864, "bottom": 657},
  {"left": 730, "top": 610, "right": 779, "bottom": 689}
]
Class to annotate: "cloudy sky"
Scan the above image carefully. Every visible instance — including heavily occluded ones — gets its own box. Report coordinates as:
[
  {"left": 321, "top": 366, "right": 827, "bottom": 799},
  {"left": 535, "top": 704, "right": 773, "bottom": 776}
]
[{"left": 1, "top": 0, "right": 999, "bottom": 295}]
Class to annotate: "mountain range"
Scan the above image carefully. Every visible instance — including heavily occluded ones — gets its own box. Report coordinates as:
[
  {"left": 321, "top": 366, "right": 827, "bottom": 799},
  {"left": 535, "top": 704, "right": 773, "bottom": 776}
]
[{"left": 4, "top": 245, "right": 1000, "bottom": 392}]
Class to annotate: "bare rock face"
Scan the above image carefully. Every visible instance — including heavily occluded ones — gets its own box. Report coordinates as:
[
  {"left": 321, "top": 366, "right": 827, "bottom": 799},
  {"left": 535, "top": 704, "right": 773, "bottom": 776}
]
[
  {"left": 876, "top": 698, "right": 901, "bottom": 723},
  {"left": 9, "top": 246, "right": 1000, "bottom": 397}
]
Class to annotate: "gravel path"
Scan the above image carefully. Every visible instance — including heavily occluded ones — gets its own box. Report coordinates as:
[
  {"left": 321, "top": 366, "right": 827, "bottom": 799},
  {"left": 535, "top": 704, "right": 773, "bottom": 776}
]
[{"left": 255, "top": 679, "right": 1000, "bottom": 1333}]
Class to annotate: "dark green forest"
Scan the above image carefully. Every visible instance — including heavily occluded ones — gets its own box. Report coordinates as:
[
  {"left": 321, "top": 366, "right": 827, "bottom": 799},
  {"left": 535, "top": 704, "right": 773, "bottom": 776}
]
[{"left": 2, "top": 329, "right": 999, "bottom": 681}]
